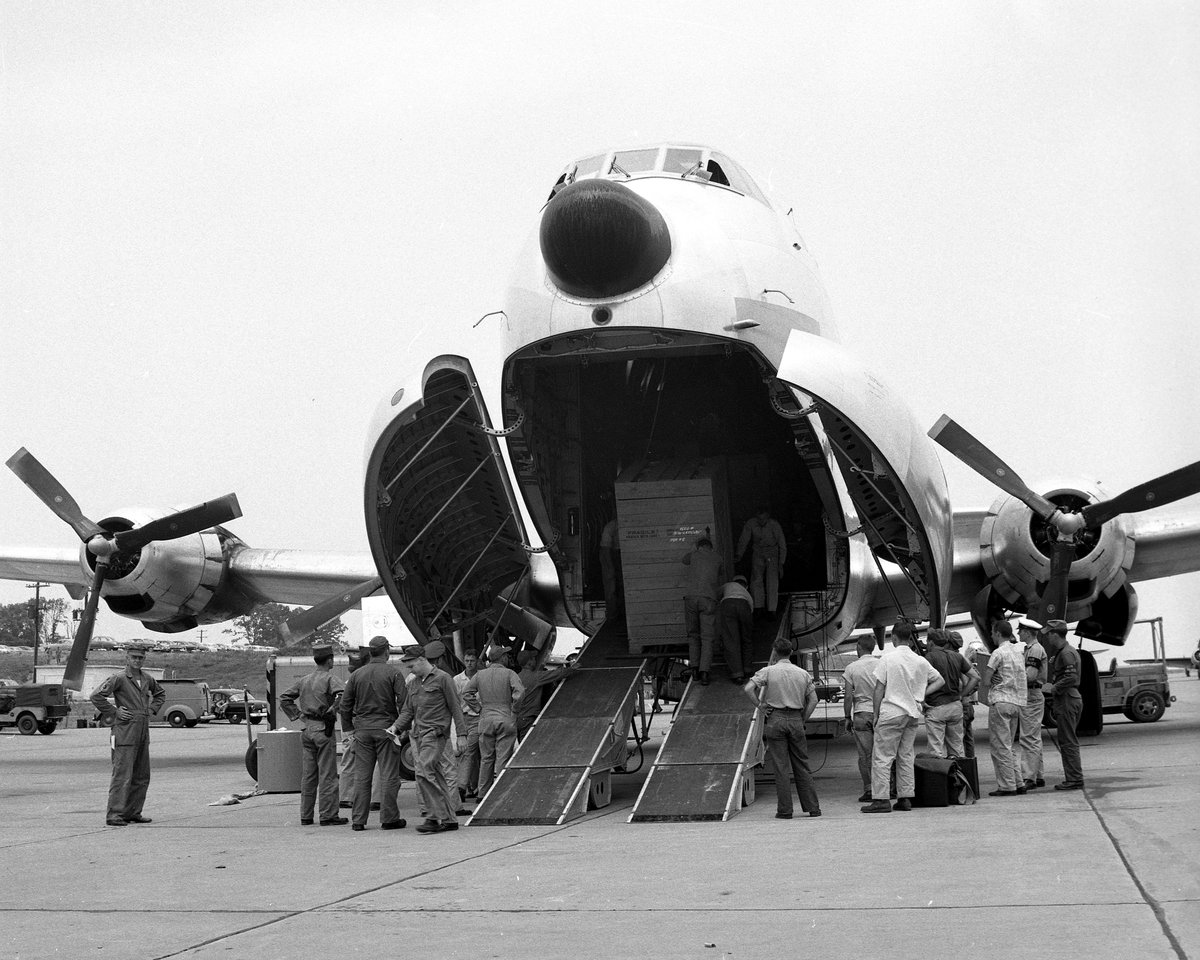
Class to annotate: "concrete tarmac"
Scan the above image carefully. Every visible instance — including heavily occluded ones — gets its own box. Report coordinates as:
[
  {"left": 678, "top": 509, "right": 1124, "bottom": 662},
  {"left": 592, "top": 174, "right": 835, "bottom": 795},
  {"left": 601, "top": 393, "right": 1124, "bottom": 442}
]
[{"left": 2, "top": 677, "right": 1197, "bottom": 960}]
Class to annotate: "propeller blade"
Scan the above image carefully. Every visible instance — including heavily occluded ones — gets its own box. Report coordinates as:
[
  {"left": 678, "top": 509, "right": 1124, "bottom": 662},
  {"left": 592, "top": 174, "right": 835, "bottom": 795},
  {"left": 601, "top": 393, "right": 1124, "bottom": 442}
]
[
  {"left": 278, "top": 577, "right": 383, "bottom": 646},
  {"left": 6, "top": 448, "right": 105, "bottom": 542},
  {"left": 1081, "top": 460, "right": 1200, "bottom": 528},
  {"left": 114, "top": 493, "right": 243, "bottom": 552},
  {"left": 1037, "top": 539, "right": 1075, "bottom": 623},
  {"left": 63, "top": 559, "right": 109, "bottom": 690},
  {"left": 928, "top": 416, "right": 1060, "bottom": 520}
]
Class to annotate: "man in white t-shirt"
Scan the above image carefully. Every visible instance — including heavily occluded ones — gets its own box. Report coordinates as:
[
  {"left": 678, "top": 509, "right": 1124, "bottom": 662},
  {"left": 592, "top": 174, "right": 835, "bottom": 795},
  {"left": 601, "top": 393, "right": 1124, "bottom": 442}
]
[{"left": 861, "top": 623, "right": 944, "bottom": 814}]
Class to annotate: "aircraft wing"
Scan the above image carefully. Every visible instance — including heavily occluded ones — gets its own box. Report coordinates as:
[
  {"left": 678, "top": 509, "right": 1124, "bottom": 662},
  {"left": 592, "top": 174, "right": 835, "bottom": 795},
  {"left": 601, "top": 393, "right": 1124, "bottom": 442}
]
[{"left": 0, "top": 543, "right": 378, "bottom": 608}]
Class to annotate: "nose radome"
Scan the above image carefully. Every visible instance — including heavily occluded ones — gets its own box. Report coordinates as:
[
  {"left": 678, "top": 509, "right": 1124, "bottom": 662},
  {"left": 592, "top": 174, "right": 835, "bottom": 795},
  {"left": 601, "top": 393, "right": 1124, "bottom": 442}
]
[{"left": 539, "top": 179, "right": 671, "bottom": 299}]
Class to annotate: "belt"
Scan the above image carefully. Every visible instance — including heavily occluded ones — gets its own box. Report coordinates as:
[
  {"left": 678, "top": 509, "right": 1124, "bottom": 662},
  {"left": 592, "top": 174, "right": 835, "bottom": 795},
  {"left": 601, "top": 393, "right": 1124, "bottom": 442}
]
[
  {"left": 767, "top": 706, "right": 805, "bottom": 713},
  {"left": 301, "top": 713, "right": 330, "bottom": 721}
]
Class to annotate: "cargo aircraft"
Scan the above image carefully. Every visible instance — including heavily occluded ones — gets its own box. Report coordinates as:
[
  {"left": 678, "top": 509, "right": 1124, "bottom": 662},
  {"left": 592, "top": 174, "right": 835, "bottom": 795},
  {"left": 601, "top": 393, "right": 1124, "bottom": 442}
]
[{"left": 5, "top": 143, "right": 1200, "bottom": 714}]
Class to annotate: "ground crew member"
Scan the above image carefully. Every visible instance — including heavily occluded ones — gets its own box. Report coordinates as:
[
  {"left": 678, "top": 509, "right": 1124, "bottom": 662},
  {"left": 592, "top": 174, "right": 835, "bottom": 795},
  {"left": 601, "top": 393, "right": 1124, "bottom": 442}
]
[
  {"left": 744, "top": 636, "right": 821, "bottom": 819},
  {"left": 922, "top": 628, "right": 980, "bottom": 759},
  {"left": 718, "top": 574, "right": 754, "bottom": 683},
  {"left": 417, "top": 640, "right": 469, "bottom": 815},
  {"left": 1017, "top": 617, "right": 1048, "bottom": 790},
  {"left": 948, "top": 630, "right": 983, "bottom": 757},
  {"left": 599, "top": 510, "right": 623, "bottom": 619},
  {"left": 861, "top": 623, "right": 944, "bottom": 814},
  {"left": 454, "top": 649, "right": 482, "bottom": 801},
  {"left": 1039, "top": 620, "right": 1085, "bottom": 790},
  {"left": 681, "top": 537, "right": 723, "bottom": 685},
  {"left": 90, "top": 643, "right": 165, "bottom": 826},
  {"left": 339, "top": 635, "right": 407, "bottom": 832},
  {"left": 390, "top": 644, "right": 467, "bottom": 834},
  {"left": 986, "top": 620, "right": 1027, "bottom": 797},
  {"left": 280, "top": 642, "right": 346, "bottom": 826},
  {"left": 464, "top": 644, "right": 524, "bottom": 796},
  {"left": 841, "top": 635, "right": 879, "bottom": 802},
  {"left": 736, "top": 507, "right": 788, "bottom": 617}
]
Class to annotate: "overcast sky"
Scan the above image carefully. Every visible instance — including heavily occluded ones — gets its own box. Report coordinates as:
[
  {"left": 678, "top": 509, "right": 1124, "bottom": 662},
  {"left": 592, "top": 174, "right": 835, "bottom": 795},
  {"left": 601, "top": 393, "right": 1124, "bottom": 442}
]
[{"left": 2, "top": 2, "right": 1198, "bottom": 658}]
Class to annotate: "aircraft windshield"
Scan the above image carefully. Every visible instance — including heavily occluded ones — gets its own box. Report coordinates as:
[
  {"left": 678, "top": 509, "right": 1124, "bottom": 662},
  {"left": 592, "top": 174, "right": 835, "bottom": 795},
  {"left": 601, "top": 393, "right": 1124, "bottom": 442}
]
[{"left": 559, "top": 145, "right": 769, "bottom": 206}]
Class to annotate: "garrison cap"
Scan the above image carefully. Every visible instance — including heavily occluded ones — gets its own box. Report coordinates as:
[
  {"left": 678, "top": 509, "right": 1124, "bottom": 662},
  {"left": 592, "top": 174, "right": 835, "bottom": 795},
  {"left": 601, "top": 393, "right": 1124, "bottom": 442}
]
[
  {"left": 399, "top": 644, "right": 425, "bottom": 662},
  {"left": 126, "top": 642, "right": 151, "bottom": 653},
  {"left": 311, "top": 642, "right": 333, "bottom": 657},
  {"left": 423, "top": 640, "right": 446, "bottom": 661},
  {"left": 1042, "top": 619, "right": 1070, "bottom": 635},
  {"left": 367, "top": 635, "right": 390, "bottom": 655},
  {"left": 1017, "top": 617, "right": 1044, "bottom": 632}
]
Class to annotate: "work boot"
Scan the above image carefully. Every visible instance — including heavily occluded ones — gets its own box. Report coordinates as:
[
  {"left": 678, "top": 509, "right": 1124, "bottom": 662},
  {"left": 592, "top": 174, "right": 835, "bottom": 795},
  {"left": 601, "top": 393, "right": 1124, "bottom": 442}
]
[
  {"left": 860, "top": 800, "right": 892, "bottom": 814},
  {"left": 320, "top": 817, "right": 349, "bottom": 826},
  {"left": 893, "top": 798, "right": 912, "bottom": 812},
  {"left": 125, "top": 815, "right": 152, "bottom": 824},
  {"left": 415, "top": 819, "right": 448, "bottom": 834},
  {"left": 105, "top": 818, "right": 128, "bottom": 826},
  {"left": 1054, "top": 781, "right": 1084, "bottom": 791},
  {"left": 857, "top": 792, "right": 872, "bottom": 802},
  {"left": 380, "top": 819, "right": 407, "bottom": 830},
  {"left": 1023, "top": 779, "right": 1038, "bottom": 791},
  {"left": 699, "top": 672, "right": 711, "bottom": 685}
]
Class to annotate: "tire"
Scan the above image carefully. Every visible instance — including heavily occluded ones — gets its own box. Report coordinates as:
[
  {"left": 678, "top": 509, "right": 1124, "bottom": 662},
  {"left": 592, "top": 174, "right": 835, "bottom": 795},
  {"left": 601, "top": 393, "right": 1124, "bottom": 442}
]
[
  {"left": 249, "top": 717, "right": 262, "bottom": 725},
  {"left": 1126, "top": 690, "right": 1166, "bottom": 723},
  {"left": 167, "top": 710, "right": 187, "bottom": 728},
  {"left": 245, "top": 741, "right": 258, "bottom": 780},
  {"left": 228, "top": 714, "right": 243, "bottom": 724},
  {"left": 398, "top": 741, "right": 416, "bottom": 782},
  {"left": 16, "top": 713, "right": 38, "bottom": 736},
  {"left": 37, "top": 720, "right": 58, "bottom": 735},
  {"left": 184, "top": 719, "right": 199, "bottom": 728}
]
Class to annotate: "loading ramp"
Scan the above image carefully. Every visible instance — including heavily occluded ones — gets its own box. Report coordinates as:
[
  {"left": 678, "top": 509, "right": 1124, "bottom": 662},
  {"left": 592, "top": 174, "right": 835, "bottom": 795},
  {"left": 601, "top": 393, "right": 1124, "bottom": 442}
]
[{"left": 468, "top": 622, "right": 645, "bottom": 826}]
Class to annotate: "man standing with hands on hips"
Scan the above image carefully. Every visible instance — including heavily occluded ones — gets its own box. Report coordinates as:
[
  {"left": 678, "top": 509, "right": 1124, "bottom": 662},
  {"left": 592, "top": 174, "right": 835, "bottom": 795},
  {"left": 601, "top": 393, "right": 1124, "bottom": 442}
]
[
  {"left": 90, "top": 643, "right": 166, "bottom": 827},
  {"left": 1040, "top": 620, "right": 1085, "bottom": 791}
]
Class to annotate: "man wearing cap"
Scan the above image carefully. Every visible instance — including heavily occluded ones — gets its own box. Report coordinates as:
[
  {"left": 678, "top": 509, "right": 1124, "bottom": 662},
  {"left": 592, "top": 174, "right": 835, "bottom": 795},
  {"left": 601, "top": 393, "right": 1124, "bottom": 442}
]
[
  {"left": 338, "top": 650, "right": 380, "bottom": 811},
  {"left": 280, "top": 643, "right": 347, "bottom": 827},
  {"left": 718, "top": 574, "right": 754, "bottom": 684},
  {"left": 922, "top": 629, "right": 980, "bottom": 760},
  {"left": 454, "top": 650, "right": 482, "bottom": 801},
  {"left": 388, "top": 645, "right": 467, "bottom": 834},
  {"left": 986, "top": 620, "right": 1027, "bottom": 797},
  {"left": 1039, "top": 620, "right": 1085, "bottom": 790},
  {"left": 463, "top": 645, "right": 525, "bottom": 796},
  {"left": 948, "top": 630, "right": 983, "bottom": 758},
  {"left": 409, "top": 640, "right": 471, "bottom": 819},
  {"left": 736, "top": 507, "right": 788, "bottom": 618},
  {"left": 1017, "top": 618, "right": 1048, "bottom": 790},
  {"left": 339, "top": 635, "right": 408, "bottom": 831},
  {"left": 841, "top": 635, "right": 880, "bottom": 802},
  {"left": 90, "top": 644, "right": 166, "bottom": 827}
]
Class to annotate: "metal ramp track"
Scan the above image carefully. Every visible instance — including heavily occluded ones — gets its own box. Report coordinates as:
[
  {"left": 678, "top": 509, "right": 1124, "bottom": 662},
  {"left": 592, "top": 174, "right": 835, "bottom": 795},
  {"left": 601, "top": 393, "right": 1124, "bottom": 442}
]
[
  {"left": 469, "top": 624, "right": 644, "bottom": 826},
  {"left": 628, "top": 677, "right": 764, "bottom": 823}
]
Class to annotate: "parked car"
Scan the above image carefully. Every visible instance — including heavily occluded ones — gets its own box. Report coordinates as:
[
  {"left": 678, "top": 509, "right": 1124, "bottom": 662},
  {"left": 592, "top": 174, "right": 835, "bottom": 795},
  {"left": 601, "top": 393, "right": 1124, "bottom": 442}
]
[
  {"left": 210, "top": 688, "right": 267, "bottom": 724},
  {"left": 150, "top": 678, "right": 216, "bottom": 728}
]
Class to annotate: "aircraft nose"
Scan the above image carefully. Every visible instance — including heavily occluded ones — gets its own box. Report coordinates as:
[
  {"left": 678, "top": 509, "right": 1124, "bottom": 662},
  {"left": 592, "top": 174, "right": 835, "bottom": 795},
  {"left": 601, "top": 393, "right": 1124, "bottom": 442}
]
[{"left": 539, "top": 179, "right": 671, "bottom": 299}]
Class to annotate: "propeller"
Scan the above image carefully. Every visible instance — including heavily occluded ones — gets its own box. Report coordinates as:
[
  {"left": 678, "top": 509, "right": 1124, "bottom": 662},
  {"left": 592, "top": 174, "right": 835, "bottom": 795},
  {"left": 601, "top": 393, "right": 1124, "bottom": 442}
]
[
  {"left": 928, "top": 417, "right": 1200, "bottom": 621},
  {"left": 6, "top": 447, "right": 242, "bottom": 687},
  {"left": 278, "top": 576, "right": 383, "bottom": 647}
]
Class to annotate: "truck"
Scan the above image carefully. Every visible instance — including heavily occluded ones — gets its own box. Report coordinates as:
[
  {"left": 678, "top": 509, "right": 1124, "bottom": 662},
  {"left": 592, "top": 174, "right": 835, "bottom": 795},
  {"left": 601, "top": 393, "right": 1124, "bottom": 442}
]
[
  {"left": 151, "top": 678, "right": 216, "bottom": 728},
  {"left": 0, "top": 681, "right": 70, "bottom": 735}
]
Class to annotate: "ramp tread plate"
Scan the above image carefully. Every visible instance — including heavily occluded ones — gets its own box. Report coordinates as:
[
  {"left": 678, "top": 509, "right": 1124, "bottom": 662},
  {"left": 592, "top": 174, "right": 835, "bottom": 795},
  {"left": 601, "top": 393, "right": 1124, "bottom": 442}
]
[
  {"left": 541, "top": 667, "right": 641, "bottom": 718},
  {"left": 629, "top": 763, "right": 741, "bottom": 822},
  {"left": 676, "top": 683, "right": 754, "bottom": 715},
  {"left": 509, "top": 717, "right": 614, "bottom": 768},
  {"left": 656, "top": 714, "right": 756, "bottom": 764},
  {"left": 470, "top": 766, "right": 587, "bottom": 824}
]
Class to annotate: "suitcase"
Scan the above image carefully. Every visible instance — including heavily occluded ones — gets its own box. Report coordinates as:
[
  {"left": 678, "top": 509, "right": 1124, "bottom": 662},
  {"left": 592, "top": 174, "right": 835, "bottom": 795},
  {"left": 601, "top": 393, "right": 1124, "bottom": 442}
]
[
  {"left": 955, "top": 755, "right": 980, "bottom": 800},
  {"left": 913, "top": 755, "right": 958, "bottom": 807}
]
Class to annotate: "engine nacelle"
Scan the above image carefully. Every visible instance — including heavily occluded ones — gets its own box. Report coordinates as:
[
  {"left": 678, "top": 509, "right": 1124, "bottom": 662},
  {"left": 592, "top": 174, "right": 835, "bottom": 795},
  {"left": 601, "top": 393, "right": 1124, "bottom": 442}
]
[
  {"left": 979, "top": 478, "right": 1136, "bottom": 624},
  {"left": 78, "top": 509, "right": 249, "bottom": 633}
]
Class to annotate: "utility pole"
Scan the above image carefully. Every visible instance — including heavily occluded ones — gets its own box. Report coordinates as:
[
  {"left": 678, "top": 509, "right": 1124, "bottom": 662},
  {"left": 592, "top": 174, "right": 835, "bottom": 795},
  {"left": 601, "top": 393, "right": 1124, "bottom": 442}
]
[{"left": 25, "top": 582, "right": 45, "bottom": 670}]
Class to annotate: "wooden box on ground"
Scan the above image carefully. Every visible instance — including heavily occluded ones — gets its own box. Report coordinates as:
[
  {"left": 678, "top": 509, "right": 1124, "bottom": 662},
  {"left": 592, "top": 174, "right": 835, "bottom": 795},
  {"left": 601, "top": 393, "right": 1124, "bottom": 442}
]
[{"left": 614, "top": 458, "right": 731, "bottom": 655}]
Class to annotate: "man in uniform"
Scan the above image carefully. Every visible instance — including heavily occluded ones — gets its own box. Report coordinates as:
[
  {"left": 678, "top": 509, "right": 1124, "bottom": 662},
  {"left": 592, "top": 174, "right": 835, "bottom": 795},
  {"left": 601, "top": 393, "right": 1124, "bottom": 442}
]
[
  {"left": 1016, "top": 617, "right": 1048, "bottom": 790},
  {"left": 718, "top": 574, "right": 754, "bottom": 684},
  {"left": 1039, "top": 620, "right": 1085, "bottom": 791},
  {"left": 986, "top": 620, "right": 1027, "bottom": 797},
  {"left": 339, "top": 635, "right": 408, "bottom": 831},
  {"left": 744, "top": 637, "right": 821, "bottom": 819},
  {"left": 280, "top": 642, "right": 346, "bottom": 826},
  {"left": 949, "top": 630, "right": 984, "bottom": 758},
  {"left": 598, "top": 508, "right": 623, "bottom": 619},
  {"left": 464, "top": 644, "right": 524, "bottom": 796},
  {"left": 681, "top": 537, "right": 723, "bottom": 685},
  {"left": 389, "top": 645, "right": 467, "bottom": 834},
  {"left": 736, "top": 507, "right": 788, "bottom": 618},
  {"left": 841, "top": 635, "right": 880, "bottom": 802},
  {"left": 922, "top": 628, "right": 980, "bottom": 759},
  {"left": 454, "top": 649, "right": 482, "bottom": 801},
  {"left": 90, "top": 643, "right": 166, "bottom": 826},
  {"left": 861, "top": 623, "right": 945, "bottom": 814}
]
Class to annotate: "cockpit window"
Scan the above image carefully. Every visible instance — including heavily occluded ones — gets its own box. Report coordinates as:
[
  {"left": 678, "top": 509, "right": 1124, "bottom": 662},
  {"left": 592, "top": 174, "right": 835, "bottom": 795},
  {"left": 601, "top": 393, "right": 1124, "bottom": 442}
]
[
  {"left": 708, "top": 151, "right": 769, "bottom": 205},
  {"left": 573, "top": 154, "right": 607, "bottom": 179},
  {"left": 610, "top": 148, "right": 660, "bottom": 176},
  {"left": 664, "top": 147, "right": 704, "bottom": 175}
]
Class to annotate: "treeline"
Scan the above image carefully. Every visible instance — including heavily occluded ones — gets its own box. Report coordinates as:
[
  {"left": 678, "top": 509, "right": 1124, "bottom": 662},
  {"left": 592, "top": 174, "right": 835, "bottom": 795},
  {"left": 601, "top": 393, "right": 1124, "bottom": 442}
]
[{"left": 0, "top": 650, "right": 275, "bottom": 694}]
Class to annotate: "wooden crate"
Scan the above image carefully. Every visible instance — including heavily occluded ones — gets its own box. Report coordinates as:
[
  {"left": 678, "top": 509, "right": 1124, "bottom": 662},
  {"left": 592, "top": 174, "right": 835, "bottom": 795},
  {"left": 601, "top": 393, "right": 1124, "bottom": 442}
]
[{"left": 615, "top": 459, "right": 731, "bottom": 653}]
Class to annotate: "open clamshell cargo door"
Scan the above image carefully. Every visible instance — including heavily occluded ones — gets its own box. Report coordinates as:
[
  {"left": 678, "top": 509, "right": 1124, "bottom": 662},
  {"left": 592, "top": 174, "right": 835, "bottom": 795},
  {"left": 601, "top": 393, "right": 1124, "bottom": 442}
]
[{"left": 364, "top": 356, "right": 536, "bottom": 640}]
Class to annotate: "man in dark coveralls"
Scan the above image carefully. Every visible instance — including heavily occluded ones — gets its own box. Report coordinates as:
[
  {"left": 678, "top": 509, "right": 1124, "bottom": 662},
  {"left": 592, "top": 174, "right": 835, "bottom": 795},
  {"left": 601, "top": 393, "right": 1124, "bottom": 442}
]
[
  {"left": 280, "top": 642, "right": 347, "bottom": 826},
  {"left": 90, "top": 643, "right": 166, "bottom": 826},
  {"left": 340, "top": 635, "right": 408, "bottom": 831}
]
